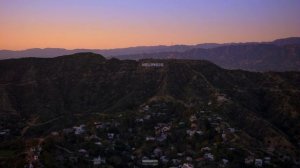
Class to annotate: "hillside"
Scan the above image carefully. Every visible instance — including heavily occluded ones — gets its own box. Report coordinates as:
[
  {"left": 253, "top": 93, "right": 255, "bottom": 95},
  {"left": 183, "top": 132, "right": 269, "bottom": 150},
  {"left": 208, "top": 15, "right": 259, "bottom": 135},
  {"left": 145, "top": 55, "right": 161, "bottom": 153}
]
[{"left": 0, "top": 53, "right": 299, "bottom": 167}]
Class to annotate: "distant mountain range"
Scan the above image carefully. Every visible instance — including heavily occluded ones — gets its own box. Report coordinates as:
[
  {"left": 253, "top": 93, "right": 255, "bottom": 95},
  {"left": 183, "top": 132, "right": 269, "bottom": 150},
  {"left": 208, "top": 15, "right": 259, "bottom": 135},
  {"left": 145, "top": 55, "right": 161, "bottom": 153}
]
[
  {"left": 1, "top": 37, "right": 300, "bottom": 71},
  {"left": 0, "top": 44, "right": 227, "bottom": 60},
  {"left": 118, "top": 43, "right": 300, "bottom": 72}
]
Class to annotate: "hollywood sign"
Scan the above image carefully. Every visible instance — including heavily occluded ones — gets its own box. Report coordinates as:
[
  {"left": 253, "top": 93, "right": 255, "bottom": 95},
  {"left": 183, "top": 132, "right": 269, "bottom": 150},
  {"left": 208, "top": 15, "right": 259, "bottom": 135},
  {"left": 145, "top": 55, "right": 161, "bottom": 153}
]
[{"left": 141, "top": 63, "right": 164, "bottom": 67}]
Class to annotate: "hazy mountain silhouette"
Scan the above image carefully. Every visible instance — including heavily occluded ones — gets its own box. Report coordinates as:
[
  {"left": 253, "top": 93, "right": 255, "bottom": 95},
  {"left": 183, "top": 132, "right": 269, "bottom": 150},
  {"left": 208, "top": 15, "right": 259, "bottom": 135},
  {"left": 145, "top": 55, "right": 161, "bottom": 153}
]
[
  {"left": 1, "top": 37, "right": 300, "bottom": 71},
  {"left": 117, "top": 43, "right": 300, "bottom": 71}
]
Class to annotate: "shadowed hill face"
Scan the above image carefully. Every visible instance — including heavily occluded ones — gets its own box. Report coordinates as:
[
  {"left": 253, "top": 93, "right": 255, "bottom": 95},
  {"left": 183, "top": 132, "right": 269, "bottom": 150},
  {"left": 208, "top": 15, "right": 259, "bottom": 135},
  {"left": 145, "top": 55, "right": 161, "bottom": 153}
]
[{"left": 0, "top": 53, "right": 300, "bottom": 161}]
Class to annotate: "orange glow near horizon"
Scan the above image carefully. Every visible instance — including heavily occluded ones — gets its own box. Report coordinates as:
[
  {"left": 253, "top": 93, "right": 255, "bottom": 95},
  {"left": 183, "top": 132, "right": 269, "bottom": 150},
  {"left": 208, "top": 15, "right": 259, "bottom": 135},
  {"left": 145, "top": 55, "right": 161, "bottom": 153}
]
[{"left": 1, "top": 0, "right": 300, "bottom": 50}]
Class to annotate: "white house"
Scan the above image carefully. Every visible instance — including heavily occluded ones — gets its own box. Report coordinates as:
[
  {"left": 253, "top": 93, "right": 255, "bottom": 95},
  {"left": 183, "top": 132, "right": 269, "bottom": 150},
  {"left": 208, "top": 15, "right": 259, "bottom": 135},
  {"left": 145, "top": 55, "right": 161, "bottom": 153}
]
[
  {"left": 93, "top": 156, "right": 105, "bottom": 165},
  {"left": 73, "top": 125, "right": 85, "bottom": 135},
  {"left": 228, "top": 128, "right": 235, "bottom": 133},
  {"left": 245, "top": 156, "right": 254, "bottom": 165},
  {"left": 186, "top": 130, "right": 196, "bottom": 137},
  {"left": 160, "top": 156, "right": 169, "bottom": 164},
  {"left": 172, "top": 158, "right": 181, "bottom": 165},
  {"left": 162, "top": 126, "right": 171, "bottom": 132},
  {"left": 264, "top": 157, "right": 271, "bottom": 165},
  {"left": 221, "top": 159, "right": 229, "bottom": 166},
  {"left": 196, "top": 130, "right": 203, "bottom": 135},
  {"left": 144, "top": 114, "right": 151, "bottom": 120},
  {"left": 136, "top": 118, "right": 144, "bottom": 123},
  {"left": 204, "top": 153, "right": 214, "bottom": 161},
  {"left": 146, "top": 136, "right": 156, "bottom": 141},
  {"left": 222, "top": 133, "right": 227, "bottom": 141},
  {"left": 201, "top": 147, "right": 211, "bottom": 152},
  {"left": 182, "top": 163, "right": 194, "bottom": 168},
  {"left": 107, "top": 133, "right": 114, "bottom": 140},
  {"left": 186, "top": 156, "right": 193, "bottom": 161},
  {"left": 0, "top": 129, "right": 10, "bottom": 136},
  {"left": 255, "top": 159, "right": 263, "bottom": 167},
  {"left": 190, "top": 115, "right": 197, "bottom": 122},
  {"left": 95, "top": 142, "right": 102, "bottom": 146},
  {"left": 142, "top": 159, "right": 159, "bottom": 166}
]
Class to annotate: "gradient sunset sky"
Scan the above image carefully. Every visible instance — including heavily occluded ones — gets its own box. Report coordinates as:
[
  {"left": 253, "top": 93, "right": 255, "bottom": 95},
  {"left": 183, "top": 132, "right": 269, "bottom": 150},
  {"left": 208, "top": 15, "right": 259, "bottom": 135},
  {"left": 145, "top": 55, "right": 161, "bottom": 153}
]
[{"left": 1, "top": 0, "right": 300, "bottom": 50}]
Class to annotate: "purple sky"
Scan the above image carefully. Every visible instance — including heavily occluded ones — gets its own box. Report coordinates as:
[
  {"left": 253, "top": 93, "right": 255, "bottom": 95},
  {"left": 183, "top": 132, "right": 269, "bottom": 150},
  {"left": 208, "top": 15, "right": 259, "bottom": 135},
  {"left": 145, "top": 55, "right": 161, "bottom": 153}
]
[{"left": 1, "top": 0, "right": 300, "bottom": 50}]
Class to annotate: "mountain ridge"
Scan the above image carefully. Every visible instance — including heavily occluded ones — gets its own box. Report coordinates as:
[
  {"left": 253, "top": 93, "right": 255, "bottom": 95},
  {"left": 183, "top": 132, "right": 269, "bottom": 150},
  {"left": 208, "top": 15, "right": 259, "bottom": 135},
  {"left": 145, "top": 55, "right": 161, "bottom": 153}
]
[
  {"left": 1, "top": 37, "right": 300, "bottom": 72},
  {"left": 1, "top": 37, "right": 299, "bottom": 58},
  {"left": 117, "top": 43, "right": 300, "bottom": 72}
]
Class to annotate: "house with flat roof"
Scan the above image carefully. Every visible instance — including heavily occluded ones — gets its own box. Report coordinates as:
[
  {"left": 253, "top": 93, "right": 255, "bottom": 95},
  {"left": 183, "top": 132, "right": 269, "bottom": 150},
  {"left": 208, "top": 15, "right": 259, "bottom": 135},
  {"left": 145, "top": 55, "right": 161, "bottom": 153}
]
[{"left": 142, "top": 159, "right": 159, "bottom": 166}]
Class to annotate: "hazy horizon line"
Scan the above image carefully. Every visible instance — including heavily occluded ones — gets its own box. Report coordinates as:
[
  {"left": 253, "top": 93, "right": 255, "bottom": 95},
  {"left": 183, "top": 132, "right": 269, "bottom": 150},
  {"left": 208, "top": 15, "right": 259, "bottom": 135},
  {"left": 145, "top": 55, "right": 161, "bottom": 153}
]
[{"left": 1, "top": 36, "right": 299, "bottom": 51}]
